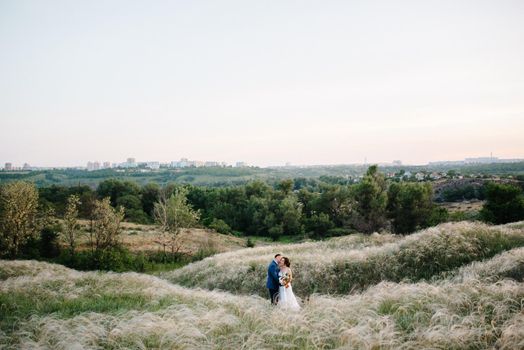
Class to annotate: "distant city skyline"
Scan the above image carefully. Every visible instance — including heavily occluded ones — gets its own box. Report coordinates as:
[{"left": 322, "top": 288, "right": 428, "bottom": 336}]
[
  {"left": 3, "top": 154, "right": 524, "bottom": 171},
  {"left": 1, "top": 1, "right": 523, "bottom": 168}
]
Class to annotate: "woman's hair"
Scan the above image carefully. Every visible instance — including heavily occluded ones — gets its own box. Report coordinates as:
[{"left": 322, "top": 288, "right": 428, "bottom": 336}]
[{"left": 282, "top": 257, "right": 290, "bottom": 267}]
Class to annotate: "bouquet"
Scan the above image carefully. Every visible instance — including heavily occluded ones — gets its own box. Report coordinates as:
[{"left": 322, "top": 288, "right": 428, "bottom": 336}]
[{"left": 279, "top": 272, "right": 292, "bottom": 288}]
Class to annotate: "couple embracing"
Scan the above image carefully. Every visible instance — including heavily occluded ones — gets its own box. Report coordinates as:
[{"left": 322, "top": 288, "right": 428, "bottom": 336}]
[{"left": 266, "top": 254, "right": 300, "bottom": 310}]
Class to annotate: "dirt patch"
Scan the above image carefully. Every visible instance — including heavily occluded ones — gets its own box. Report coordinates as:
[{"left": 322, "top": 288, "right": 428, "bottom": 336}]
[
  {"left": 73, "top": 220, "right": 247, "bottom": 254},
  {"left": 439, "top": 200, "right": 485, "bottom": 213}
]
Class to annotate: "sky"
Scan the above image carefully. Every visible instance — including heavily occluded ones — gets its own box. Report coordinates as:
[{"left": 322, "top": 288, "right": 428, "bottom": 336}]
[{"left": 1, "top": 0, "right": 523, "bottom": 167}]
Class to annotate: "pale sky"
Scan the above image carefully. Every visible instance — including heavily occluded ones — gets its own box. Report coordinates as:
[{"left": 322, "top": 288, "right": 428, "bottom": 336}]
[{"left": 1, "top": 0, "right": 523, "bottom": 167}]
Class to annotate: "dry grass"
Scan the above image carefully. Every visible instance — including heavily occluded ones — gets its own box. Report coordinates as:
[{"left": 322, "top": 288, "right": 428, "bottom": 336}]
[
  {"left": 162, "top": 221, "right": 524, "bottom": 297},
  {"left": 1, "top": 256, "right": 524, "bottom": 349},
  {"left": 2, "top": 221, "right": 524, "bottom": 349},
  {"left": 73, "top": 220, "right": 247, "bottom": 254},
  {"left": 439, "top": 200, "right": 485, "bottom": 213}
]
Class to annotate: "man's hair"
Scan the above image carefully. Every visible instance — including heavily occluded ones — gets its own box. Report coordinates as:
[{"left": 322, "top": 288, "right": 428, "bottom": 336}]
[{"left": 274, "top": 253, "right": 282, "bottom": 258}]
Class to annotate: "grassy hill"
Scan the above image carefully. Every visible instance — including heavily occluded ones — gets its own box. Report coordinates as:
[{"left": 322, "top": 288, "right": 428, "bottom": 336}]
[
  {"left": 2, "top": 221, "right": 524, "bottom": 349},
  {"left": 161, "top": 221, "right": 524, "bottom": 296},
  {"left": 1, "top": 246, "right": 524, "bottom": 349}
]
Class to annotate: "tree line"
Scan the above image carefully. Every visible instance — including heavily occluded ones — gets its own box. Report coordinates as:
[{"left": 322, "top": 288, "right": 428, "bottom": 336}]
[
  {"left": 24, "top": 165, "right": 524, "bottom": 237},
  {"left": 2, "top": 165, "right": 523, "bottom": 266},
  {"left": 0, "top": 181, "right": 200, "bottom": 271}
]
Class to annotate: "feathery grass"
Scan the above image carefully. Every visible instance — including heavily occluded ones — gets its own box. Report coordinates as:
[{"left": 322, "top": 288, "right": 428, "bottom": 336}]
[
  {"left": 162, "top": 221, "right": 524, "bottom": 296},
  {"left": 1, "top": 257, "right": 524, "bottom": 349}
]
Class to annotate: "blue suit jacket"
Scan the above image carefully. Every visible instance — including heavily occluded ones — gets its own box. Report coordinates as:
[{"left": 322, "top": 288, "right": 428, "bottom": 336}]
[{"left": 266, "top": 260, "right": 280, "bottom": 290}]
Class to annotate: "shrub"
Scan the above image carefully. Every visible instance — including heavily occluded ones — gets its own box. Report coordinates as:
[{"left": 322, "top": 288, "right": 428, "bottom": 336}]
[
  {"left": 481, "top": 182, "right": 524, "bottom": 224},
  {"left": 39, "top": 224, "right": 61, "bottom": 259},
  {"left": 0, "top": 181, "right": 40, "bottom": 258},
  {"left": 208, "top": 218, "right": 232, "bottom": 235}
]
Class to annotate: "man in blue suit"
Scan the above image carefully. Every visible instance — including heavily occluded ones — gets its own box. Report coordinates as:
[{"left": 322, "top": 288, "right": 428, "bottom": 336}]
[{"left": 267, "top": 253, "right": 282, "bottom": 304}]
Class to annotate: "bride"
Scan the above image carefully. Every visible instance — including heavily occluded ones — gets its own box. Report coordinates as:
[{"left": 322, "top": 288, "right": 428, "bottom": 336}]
[{"left": 277, "top": 257, "right": 300, "bottom": 310}]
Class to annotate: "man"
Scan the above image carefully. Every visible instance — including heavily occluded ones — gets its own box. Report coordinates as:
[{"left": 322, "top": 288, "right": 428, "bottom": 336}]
[{"left": 266, "top": 253, "right": 282, "bottom": 304}]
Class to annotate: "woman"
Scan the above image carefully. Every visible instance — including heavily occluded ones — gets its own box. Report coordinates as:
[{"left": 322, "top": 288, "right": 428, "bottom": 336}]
[{"left": 277, "top": 257, "right": 301, "bottom": 310}]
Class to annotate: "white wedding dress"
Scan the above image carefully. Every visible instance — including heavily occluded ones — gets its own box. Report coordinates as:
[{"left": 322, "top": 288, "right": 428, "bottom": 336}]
[{"left": 278, "top": 270, "right": 300, "bottom": 310}]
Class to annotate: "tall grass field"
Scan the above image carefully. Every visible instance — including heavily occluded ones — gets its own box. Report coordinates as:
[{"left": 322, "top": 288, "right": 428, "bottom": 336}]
[{"left": 2, "top": 221, "right": 524, "bottom": 349}]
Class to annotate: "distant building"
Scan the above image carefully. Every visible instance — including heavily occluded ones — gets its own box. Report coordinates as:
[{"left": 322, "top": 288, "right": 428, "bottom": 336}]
[
  {"left": 429, "top": 172, "right": 442, "bottom": 180},
  {"left": 415, "top": 172, "right": 425, "bottom": 181},
  {"left": 177, "top": 158, "right": 190, "bottom": 168},
  {"left": 22, "top": 163, "right": 32, "bottom": 171},
  {"left": 121, "top": 158, "right": 138, "bottom": 168},
  {"left": 236, "top": 162, "right": 247, "bottom": 167},
  {"left": 428, "top": 160, "right": 466, "bottom": 166},
  {"left": 146, "top": 161, "right": 160, "bottom": 170},
  {"left": 465, "top": 157, "right": 498, "bottom": 164},
  {"left": 171, "top": 158, "right": 228, "bottom": 168},
  {"left": 103, "top": 162, "right": 111, "bottom": 169},
  {"left": 4, "top": 162, "right": 12, "bottom": 171},
  {"left": 87, "top": 162, "right": 95, "bottom": 171},
  {"left": 392, "top": 160, "right": 402, "bottom": 166}
]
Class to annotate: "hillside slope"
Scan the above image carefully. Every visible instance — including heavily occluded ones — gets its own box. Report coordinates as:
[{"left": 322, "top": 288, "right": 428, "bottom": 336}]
[
  {"left": 1, "top": 255, "right": 524, "bottom": 349},
  {"left": 161, "top": 221, "right": 524, "bottom": 296}
]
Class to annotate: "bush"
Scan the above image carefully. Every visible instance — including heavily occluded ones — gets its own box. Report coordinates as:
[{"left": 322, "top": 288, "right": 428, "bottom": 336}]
[
  {"left": 208, "top": 218, "right": 232, "bottom": 234},
  {"left": 39, "top": 224, "right": 62, "bottom": 258},
  {"left": 481, "top": 182, "right": 524, "bottom": 224},
  {"left": 325, "top": 227, "right": 353, "bottom": 238},
  {"left": 428, "top": 207, "right": 450, "bottom": 226},
  {"left": 58, "top": 247, "right": 146, "bottom": 272},
  {"left": 124, "top": 208, "right": 151, "bottom": 224},
  {"left": 305, "top": 213, "right": 334, "bottom": 237}
]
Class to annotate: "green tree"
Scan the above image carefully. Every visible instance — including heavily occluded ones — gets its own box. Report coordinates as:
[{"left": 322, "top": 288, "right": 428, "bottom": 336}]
[
  {"left": 387, "top": 182, "right": 434, "bottom": 234},
  {"left": 0, "top": 181, "right": 40, "bottom": 258},
  {"left": 153, "top": 187, "right": 200, "bottom": 259},
  {"left": 305, "top": 212, "right": 334, "bottom": 237},
  {"left": 480, "top": 182, "right": 524, "bottom": 224},
  {"left": 246, "top": 196, "right": 272, "bottom": 236},
  {"left": 141, "top": 183, "right": 160, "bottom": 216},
  {"left": 208, "top": 187, "right": 248, "bottom": 232},
  {"left": 90, "top": 197, "right": 125, "bottom": 254},
  {"left": 208, "top": 218, "right": 232, "bottom": 235},
  {"left": 245, "top": 180, "right": 271, "bottom": 198},
  {"left": 350, "top": 165, "right": 388, "bottom": 233},
  {"left": 278, "top": 196, "right": 304, "bottom": 236},
  {"left": 63, "top": 194, "right": 81, "bottom": 257},
  {"left": 116, "top": 194, "right": 149, "bottom": 223},
  {"left": 97, "top": 179, "right": 141, "bottom": 207},
  {"left": 312, "top": 184, "right": 352, "bottom": 226},
  {"left": 277, "top": 179, "right": 294, "bottom": 196}
]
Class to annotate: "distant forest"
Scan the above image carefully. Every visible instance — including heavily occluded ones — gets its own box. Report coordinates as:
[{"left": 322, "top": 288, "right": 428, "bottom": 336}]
[
  {"left": 1, "top": 162, "right": 524, "bottom": 188},
  {"left": 23, "top": 165, "right": 524, "bottom": 239}
]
